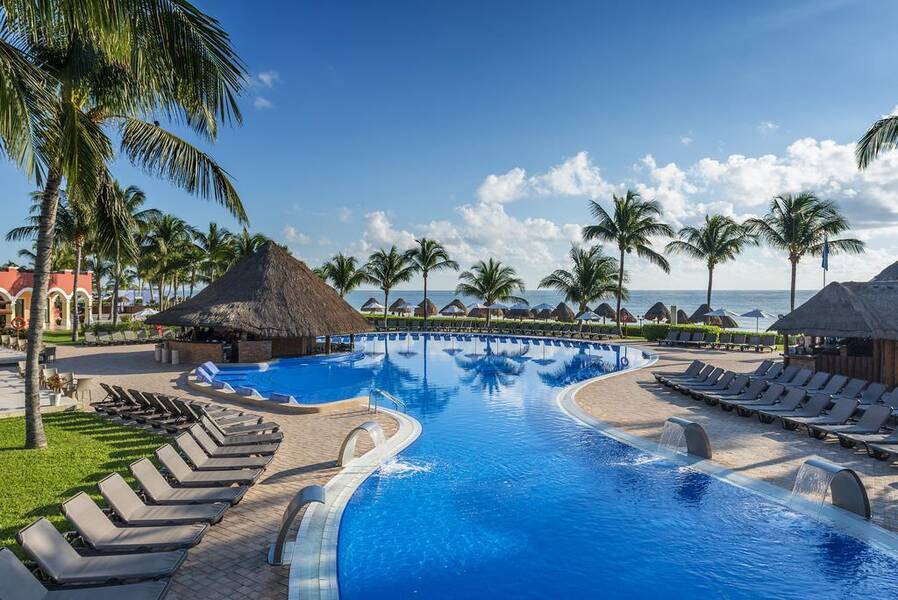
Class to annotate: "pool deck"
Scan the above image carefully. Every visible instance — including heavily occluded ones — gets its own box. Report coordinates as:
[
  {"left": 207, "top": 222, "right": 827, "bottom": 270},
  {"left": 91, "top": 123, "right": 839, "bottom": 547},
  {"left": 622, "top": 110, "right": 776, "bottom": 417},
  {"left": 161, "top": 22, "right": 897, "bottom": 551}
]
[
  {"left": 51, "top": 343, "right": 400, "bottom": 600},
  {"left": 576, "top": 342, "right": 898, "bottom": 528}
]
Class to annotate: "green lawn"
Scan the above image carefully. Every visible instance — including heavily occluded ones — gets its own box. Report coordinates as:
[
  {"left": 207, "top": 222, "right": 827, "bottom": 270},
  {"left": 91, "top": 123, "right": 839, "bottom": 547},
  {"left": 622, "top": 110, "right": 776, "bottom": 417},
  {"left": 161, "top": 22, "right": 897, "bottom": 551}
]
[
  {"left": 0, "top": 412, "right": 166, "bottom": 556},
  {"left": 41, "top": 330, "right": 77, "bottom": 345}
]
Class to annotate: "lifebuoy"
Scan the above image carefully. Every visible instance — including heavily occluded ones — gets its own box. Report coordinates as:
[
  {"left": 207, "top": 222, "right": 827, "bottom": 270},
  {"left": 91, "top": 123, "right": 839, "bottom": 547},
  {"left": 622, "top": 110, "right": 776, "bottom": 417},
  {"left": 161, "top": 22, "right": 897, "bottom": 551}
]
[
  {"left": 620, "top": 356, "right": 629, "bottom": 367},
  {"left": 11, "top": 316, "right": 26, "bottom": 331}
]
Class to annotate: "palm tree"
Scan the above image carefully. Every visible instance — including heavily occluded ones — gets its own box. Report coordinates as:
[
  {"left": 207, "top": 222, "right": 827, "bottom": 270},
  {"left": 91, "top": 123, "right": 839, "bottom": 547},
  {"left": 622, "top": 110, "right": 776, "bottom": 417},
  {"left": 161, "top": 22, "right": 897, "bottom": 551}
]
[
  {"left": 229, "top": 228, "right": 270, "bottom": 264},
  {"left": 745, "top": 192, "right": 865, "bottom": 311},
  {"left": 143, "top": 215, "right": 193, "bottom": 310},
  {"left": 538, "top": 245, "right": 623, "bottom": 313},
  {"left": 320, "top": 253, "right": 368, "bottom": 297},
  {"left": 582, "top": 190, "right": 673, "bottom": 335},
  {"left": 857, "top": 115, "right": 898, "bottom": 169},
  {"left": 454, "top": 258, "right": 525, "bottom": 329},
  {"left": 364, "top": 247, "right": 417, "bottom": 327},
  {"left": 406, "top": 238, "right": 458, "bottom": 324},
  {"left": 193, "top": 223, "right": 235, "bottom": 282},
  {"left": 1, "top": 2, "right": 247, "bottom": 449},
  {"left": 665, "top": 214, "right": 756, "bottom": 306}
]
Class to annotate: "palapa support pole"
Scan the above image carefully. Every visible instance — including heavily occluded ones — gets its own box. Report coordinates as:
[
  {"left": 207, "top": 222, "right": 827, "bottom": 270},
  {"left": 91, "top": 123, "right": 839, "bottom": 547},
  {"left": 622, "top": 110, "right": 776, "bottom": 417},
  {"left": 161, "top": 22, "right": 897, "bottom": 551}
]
[{"left": 324, "top": 335, "right": 331, "bottom": 354}]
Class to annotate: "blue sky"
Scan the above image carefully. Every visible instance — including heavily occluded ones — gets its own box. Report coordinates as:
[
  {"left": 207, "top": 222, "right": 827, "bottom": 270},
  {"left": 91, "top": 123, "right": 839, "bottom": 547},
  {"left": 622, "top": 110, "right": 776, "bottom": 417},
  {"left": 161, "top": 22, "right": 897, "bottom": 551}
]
[{"left": 3, "top": 0, "right": 898, "bottom": 290}]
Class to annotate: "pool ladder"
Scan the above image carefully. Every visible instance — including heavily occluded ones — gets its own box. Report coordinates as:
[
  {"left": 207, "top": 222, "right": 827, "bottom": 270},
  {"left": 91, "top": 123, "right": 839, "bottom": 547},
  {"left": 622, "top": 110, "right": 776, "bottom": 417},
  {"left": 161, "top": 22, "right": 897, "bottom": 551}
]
[{"left": 368, "top": 388, "right": 406, "bottom": 413}]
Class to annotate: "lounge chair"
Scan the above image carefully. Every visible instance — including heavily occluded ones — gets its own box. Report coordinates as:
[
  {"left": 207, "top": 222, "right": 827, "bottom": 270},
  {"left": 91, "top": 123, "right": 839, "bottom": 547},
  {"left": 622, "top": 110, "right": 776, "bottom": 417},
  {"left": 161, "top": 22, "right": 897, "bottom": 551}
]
[
  {"left": 671, "top": 367, "right": 724, "bottom": 393},
  {"left": 200, "top": 416, "right": 284, "bottom": 445},
  {"left": 188, "top": 423, "right": 279, "bottom": 457},
  {"left": 99, "top": 473, "right": 227, "bottom": 526},
  {"left": 760, "top": 393, "right": 831, "bottom": 428},
  {"left": 745, "top": 335, "right": 762, "bottom": 351},
  {"left": 715, "top": 333, "right": 732, "bottom": 349},
  {"left": 716, "top": 379, "right": 769, "bottom": 411},
  {"left": 680, "top": 370, "right": 734, "bottom": 395},
  {"left": 744, "top": 387, "right": 807, "bottom": 422},
  {"left": 174, "top": 432, "right": 272, "bottom": 471},
  {"left": 813, "top": 404, "right": 893, "bottom": 447},
  {"left": 658, "top": 331, "right": 678, "bottom": 346},
  {"left": 0, "top": 548, "right": 171, "bottom": 600},
  {"left": 865, "top": 437, "right": 898, "bottom": 461},
  {"left": 723, "top": 382, "right": 785, "bottom": 416},
  {"left": 17, "top": 518, "right": 186, "bottom": 586},
  {"left": 751, "top": 362, "right": 785, "bottom": 382},
  {"left": 653, "top": 361, "right": 704, "bottom": 385},
  {"left": 746, "top": 359, "right": 775, "bottom": 377},
  {"left": 695, "top": 374, "right": 750, "bottom": 405},
  {"left": 781, "top": 397, "right": 859, "bottom": 435},
  {"left": 701, "top": 333, "right": 717, "bottom": 347},
  {"left": 155, "top": 444, "right": 261, "bottom": 486},
  {"left": 856, "top": 382, "right": 887, "bottom": 405},
  {"left": 62, "top": 492, "right": 207, "bottom": 552},
  {"left": 684, "top": 332, "right": 705, "bottom": 347},
  {"left": 831, "top": 378, "right": 868, "bottom": 402},
  {"left": 779, "top": 368, "right": 813, "bottom": 388},
  {"left": 728, "top": 334, "right": 747, "bottom": 350},
  {"left": 130, "top": 459, "right": 247, "bottom": 505},
  {"left": 758, "top": 334, "right": 776, "bottom": 352}
]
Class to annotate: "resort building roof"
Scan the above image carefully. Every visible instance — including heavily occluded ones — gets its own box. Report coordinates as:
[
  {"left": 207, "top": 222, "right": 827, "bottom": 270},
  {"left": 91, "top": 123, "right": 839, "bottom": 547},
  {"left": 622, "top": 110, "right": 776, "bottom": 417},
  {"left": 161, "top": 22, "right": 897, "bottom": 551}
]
[{"left": 147, "top": 242, "right": 371, "bottom": 337}]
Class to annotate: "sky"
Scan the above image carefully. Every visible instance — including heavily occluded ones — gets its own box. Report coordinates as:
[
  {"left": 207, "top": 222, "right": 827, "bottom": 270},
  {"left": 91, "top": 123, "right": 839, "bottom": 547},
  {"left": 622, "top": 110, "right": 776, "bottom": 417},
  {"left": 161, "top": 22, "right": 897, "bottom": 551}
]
[{"left": 3, "top": 0, "right": 898, "bottom": 291}]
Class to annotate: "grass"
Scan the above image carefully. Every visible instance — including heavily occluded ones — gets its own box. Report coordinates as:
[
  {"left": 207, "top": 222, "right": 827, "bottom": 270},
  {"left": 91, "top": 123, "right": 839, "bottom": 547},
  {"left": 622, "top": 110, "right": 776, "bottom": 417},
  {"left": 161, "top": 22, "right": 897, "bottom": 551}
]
[
  {"left": 0, "top": 411, "right": 166, "bottom": 557},
  {"left": 41, "top": 330, "right": 77, "bottom": 346}
]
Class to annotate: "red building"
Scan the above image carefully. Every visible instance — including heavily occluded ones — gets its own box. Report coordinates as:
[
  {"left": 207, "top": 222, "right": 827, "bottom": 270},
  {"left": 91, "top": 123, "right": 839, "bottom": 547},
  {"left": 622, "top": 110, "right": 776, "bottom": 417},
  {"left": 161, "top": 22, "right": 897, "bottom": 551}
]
[{"left": 0, "top": 267, "right": 93, "bottom": 330}]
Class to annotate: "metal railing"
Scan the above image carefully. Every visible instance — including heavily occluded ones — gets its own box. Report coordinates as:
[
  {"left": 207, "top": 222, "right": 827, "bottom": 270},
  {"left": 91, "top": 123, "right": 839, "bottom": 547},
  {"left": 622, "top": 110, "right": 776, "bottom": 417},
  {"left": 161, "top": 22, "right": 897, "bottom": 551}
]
[{"left": 368, "top": 387, "right": 406, "bottom": 413}]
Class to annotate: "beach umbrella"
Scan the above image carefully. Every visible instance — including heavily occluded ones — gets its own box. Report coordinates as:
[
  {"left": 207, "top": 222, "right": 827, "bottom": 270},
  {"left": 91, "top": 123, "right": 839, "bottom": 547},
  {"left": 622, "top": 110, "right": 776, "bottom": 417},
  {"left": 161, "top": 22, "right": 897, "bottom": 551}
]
[
  {"left": 415, "top": 298, "right": 438, "bottom": 317},
  {"left": 532, "top": 302, "right": 553, "bottom": 311},
  {"left": 363, "top": 300, "right": 385, "bottom": 312},
  {"left": 467, "top": 302, "right": 489, "bottom": 319},
  {"left": 643, "top": 301, "right": 670, "bottom": 323},
  {"left": 703, "top": 308, "right": 742, "bottom": 319},
  {"left": 676, "top": 308, "right": 690, "bottom": 325},
  {"left": 689, "top": 303, "right": 720, "bottom": 325},
  {"left": 618, "top": 308, "right": 637, "bottom": 323},
  {"left": 486, "top": 302, "right": 509, "bottom": 310},
  {"left": 132, "top": 307, "right": 158, "bottom": 321},
  {"left": 595, "top": 302, "right": 616, "bottom": 324},
  {"left": 536, "top": 308, "right": 553, "bottom": 320},
  {"left": 444, "top": 299, "right": 468, "bottom": 315},
  {"left": 576, "top": 311, "right": 600, "bottom": 321},
  {"left": 507, "top": 301, "right": 533, "bottom": 319},
  {"left": 740, "top": 308, "right": 775, "bottom": 333},
  {"left": 390, "top": 298, "right": 414, "bottom": 314},
  {"left": 440, "top": 305, "right": 465, "bottom": 317},
  {"left": 552, "top": 302, "right": 575, "bottom": 322},
  {"left": 719, "top": 315, "right": 739, "bottom": 329}
]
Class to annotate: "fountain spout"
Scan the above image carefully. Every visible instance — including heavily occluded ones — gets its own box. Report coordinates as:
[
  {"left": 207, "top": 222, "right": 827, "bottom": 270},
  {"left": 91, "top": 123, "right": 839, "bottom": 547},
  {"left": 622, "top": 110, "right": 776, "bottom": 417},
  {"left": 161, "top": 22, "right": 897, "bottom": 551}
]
[
  {"left": 659, "top": 417, "right": 712, "bottom": 459},
  {"left": 790, "top": 457, "right": 870, "bottom": 519}
]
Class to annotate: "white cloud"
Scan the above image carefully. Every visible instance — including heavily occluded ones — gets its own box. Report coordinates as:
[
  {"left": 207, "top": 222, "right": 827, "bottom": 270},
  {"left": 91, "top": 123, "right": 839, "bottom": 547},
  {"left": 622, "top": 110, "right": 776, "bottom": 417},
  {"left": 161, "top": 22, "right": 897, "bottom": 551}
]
[
  {"left": 475, "top": 152, "right": 613, "bottom": 204},
  {"left": 680, "top": 136, "right": 693, "bottom": 146},
  {"left": 253, "top": 96, "right": 273, "bottom": 110},
  {"left": 257, "top": 70, "right": 280, "bottom": 88},
  {"left": 351, "top": 212, "right": 416, "bottom": 256},
  {"left": 336, "top": 206, "right": 352, "bottom": 223},
  {"left": 282, "top": 226, "right": 311, "bottom": 245},
  {"left": 758, "top": 120, "right": 779, "bottom": 133}
]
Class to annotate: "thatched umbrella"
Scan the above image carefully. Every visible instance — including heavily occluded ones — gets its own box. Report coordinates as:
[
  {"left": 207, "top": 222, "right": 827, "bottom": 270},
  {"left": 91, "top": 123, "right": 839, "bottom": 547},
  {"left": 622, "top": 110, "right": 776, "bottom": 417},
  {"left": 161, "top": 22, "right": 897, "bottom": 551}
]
[
  {"left": 552, "top": 302, "right": 575, "bottom": 322},
  {"left": 595, "top": 302, "right": 616, "bottom": 324},
  {"left": 389, "top": 298, "right": 411, "bottom": 314},
  {"left": 872, "top": 261, "right": 898, "bottom": 282},
  {"left": 361, "top": 297, "right": 380, "bottom": 312},
  {"left": 618, "top": 308, "right": 637, "bottom": 323},
  {"left": 689, "top": 303, "right": 720, "bottom": 325},
  {"left": 440, "top": 300, "right": 468, "bottom": 316},
  {"left": 676, "top": 308, "right": 690, "bottom": 325},
  {"left": 507, "top": 302, "right": 533, "bottom": 319},
  {"left": 536, "top": 308, "right": 553, "bottom": 320},
  {"left": 643, "top": 301, "right": 670, "bottom": 322},
  {"left": 147, "top": 243, "right": 372, "bottom": 337},
  {"left": 415, "top": 298, "right": 438, "bottom": 317},
  {"left": 719, "top": 315, "right": 739, "bottom": 329}
]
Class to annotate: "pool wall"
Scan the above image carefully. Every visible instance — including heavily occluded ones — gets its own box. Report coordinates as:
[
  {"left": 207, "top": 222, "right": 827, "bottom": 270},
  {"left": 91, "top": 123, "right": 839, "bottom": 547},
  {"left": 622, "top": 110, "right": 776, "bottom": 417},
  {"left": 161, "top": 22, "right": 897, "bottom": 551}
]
[{"left": 288, "top": 406, "right": 422, "bottom": 600}]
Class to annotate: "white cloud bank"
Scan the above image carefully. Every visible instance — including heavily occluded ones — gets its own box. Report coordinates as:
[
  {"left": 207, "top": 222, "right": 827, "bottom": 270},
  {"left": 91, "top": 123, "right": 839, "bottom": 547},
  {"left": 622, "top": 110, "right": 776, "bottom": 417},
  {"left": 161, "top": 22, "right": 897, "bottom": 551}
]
[{"left": 339, "top": 139, "right": 898, "bottom": 289}]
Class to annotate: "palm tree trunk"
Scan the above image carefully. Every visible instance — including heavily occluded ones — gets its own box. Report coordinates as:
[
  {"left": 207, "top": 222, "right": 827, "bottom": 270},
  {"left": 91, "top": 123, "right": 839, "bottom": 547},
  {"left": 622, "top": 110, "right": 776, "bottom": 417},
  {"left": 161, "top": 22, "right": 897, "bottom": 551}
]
[
  {"left": 70, "top": 240, "right": 82, "bottom": 342},
  {"left": 383, "top": 290, "right": 389, "bottom": 329},
  {"left": 112, "top": 245, "right": 121, "bottom": 326},
  {"left": 706, "top": 266, "right": 714, "bottom": 307},
  {"left": 422, "top": 273, "right": 428, "bottom": 326},
  {"left": 24, "top": 171, "right": 62, "bottom": 449},
  {"left": 189, "top": 268, "right": 196, "bottom": 297},
  {"left": 616, "top": 249, "right": 625, "bottom": 337},
  {"left": 158, "top": 279, "right": 165, "bottom": 310},
  {"left": 789, "top": 258, "right": 798, "bottom": 311}
]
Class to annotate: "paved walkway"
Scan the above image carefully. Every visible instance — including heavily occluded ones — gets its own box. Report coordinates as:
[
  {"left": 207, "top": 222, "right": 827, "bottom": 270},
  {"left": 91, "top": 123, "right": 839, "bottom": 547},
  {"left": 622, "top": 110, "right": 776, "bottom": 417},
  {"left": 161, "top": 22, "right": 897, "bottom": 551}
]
[
  {"left": 0, "top": 366, "right": 75, "bottom": 416},
  {"left": 54, "top": 344, "right": 399, "bottom": 600},
  {"left": 576, "top": 342, "right": 898, "bottom": 528}
]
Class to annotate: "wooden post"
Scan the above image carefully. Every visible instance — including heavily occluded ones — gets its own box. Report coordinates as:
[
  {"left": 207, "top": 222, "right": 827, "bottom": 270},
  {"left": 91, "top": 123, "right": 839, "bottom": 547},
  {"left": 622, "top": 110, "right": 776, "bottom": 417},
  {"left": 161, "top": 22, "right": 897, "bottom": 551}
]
[
  {"left": 324, "top": 335, "right": 331, "bottom": 354},
  {"left": 883, "top": 339, "right": 894, "bottom": 388},
  {"left": 873, "top": 339, "right": 882, "bottom": 383}
]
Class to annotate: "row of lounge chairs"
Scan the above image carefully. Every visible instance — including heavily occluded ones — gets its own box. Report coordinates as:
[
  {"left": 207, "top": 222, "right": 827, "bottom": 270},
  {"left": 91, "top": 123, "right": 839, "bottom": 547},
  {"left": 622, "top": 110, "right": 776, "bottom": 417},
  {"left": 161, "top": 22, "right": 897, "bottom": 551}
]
[
  {"left": 1, "top": 386, "right": 281, "bottom": 599},
  {"left": 81, "top": 329, "right": 172, "bottom": 346},
  {"left": 658, "top": 331, "right": 776, "bottom": 352},
  {"left": 374, "top": 319, "right": 616, "bottom": 340},
  {"left": 1, "top": 333, "right": 27, "bottom": 351},
  {"left": 654, "top": 360, "right": 898, "bottom": 459}
]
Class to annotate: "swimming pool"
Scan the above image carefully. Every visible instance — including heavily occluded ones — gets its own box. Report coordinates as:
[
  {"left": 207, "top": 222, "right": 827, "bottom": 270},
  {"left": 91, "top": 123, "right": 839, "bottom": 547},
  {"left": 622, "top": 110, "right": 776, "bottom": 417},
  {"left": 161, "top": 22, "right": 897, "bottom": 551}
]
[{"left": 272, "top": 334, "right": 898, "bottom": 598}]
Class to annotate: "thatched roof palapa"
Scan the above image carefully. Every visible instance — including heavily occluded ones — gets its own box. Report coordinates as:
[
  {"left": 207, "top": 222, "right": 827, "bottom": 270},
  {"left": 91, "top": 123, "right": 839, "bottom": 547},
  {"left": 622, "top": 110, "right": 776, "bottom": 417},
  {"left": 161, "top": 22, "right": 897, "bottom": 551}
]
[
  {"left": 719, "top": 315, "right": 739, "bottom": 329},
  {"left": 552, "top": 302, "right": 575, "bottom": 322},
  {"left": 618, "top": 308, "right": 637, "bottom": 323},
  {"left": 146, "top": 243, "right": 372, "bottom": 337},
  {"left": 676, "top": 309, "right": 690, "bottom": 324},
  {"left": 536, "top": 308, "right": 553, "bottom": 319},
  {"left": 446, "top": 299, "right": 468, "bottom": 313},
  {"left": 388, "top": 298, "right": 410, "bottom": 313},
  {"left": 872, "top": 261, "right": 898, "bottom": 282},
  {"left": 689, "top": 303, "right": 721, "bottom": 325},
  {"left": 643, "top": 301, "right": 670, "bottom": 322},
  {"left": 770, "top": 281, "right": 898, "bottom": 340},
  {"left": 595, "top": 302, "right": 616, "bottom": 320},
  {"left": 415, "top": 298, "right": 438, "bottom": 317},
  {"left": 360, "top": 297, "right": 380, "bottom": 311}
]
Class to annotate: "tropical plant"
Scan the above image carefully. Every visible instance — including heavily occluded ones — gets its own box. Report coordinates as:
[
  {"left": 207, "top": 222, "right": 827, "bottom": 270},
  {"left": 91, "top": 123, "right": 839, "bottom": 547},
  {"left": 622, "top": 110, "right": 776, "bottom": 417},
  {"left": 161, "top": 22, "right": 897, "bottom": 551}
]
[
  {"left": 857, "top": 114, "right": 898, "bottom": 169},
  {"left": 1, "top": 1, "right": 247, "bottom": 449},
  {"left": 665, "top": 214, "right": 756, "bottom": 306},
  {"left": 454, "top": 258, "right": 525, "bottom": 328},
  {"left": 745, "top": 192, "right": 865, "bottom": 311},
  {"left": 229, "top": 228, "right": 270, "bottom": 264},
  {"left": 539, "top": 245, "right": 624, "bottom": 313},
  {"left": 142, "top": 215, "right": 193, "bottom": 310},
  {"left": 582, "top": 190, "right": 673, "bottom": 335},
  {"left": 320, "top": 253, "right": 368, "bottom": 297},
  {"left": 406, "top": 238, "right": 458, "bottom": 322},
  {"left": 364, "top": 246, "right": 417, "bottom": 327},
  {"left": 193, "top": 222, "right": 235, "bottom": 282}
]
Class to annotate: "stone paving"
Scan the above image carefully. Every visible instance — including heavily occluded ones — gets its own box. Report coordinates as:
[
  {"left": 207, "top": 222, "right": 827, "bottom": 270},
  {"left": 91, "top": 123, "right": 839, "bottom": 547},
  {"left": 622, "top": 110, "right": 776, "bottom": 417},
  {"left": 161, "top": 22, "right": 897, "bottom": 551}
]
[
  {"left": 576, "top": 342, "right": 898, "bottom": 528},
  {"left": 53, "top": 343, "right": 398, "bottom": 600}
]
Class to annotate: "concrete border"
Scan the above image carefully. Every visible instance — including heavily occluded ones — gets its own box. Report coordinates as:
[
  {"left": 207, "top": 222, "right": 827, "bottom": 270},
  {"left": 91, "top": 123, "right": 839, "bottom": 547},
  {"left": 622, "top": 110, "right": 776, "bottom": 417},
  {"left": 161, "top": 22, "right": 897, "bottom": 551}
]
[
  {"left": 288, "top": 407, "right": 421, "bottom": 600},
  {"left": 557, "top": 354, "right": 898, "bottom": 557}
]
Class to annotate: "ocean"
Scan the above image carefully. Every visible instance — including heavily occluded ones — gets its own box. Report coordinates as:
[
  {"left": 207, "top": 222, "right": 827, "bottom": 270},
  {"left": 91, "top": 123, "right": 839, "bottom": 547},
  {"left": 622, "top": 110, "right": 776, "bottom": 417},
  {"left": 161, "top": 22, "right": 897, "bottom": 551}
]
[{"left": 345, "top": 289, "right": 820, "bottom": 332}]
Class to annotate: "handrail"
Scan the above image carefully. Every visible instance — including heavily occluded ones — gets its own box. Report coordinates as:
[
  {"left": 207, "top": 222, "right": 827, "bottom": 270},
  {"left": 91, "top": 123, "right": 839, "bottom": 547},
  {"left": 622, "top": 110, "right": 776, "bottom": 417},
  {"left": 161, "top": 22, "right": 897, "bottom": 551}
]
[
  {"left": 267, "top": 484, "right": 326, "bottom": 566},
  {"left": 368, "top": 387, "right": 406, "bottom": 413}
]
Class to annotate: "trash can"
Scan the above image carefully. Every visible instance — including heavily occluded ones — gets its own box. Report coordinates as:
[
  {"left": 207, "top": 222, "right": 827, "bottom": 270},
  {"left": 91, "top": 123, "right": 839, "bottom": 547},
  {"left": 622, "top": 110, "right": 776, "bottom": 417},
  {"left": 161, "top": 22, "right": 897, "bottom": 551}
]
[
  {"left": 154, "top": 344, "right": 162, "bottom": 362},
  {"left": 161, "top": 348, "right": 170, "bottom": 363},
  {"left": 170, "top": 350, "right": 180, "bottom": 366}
]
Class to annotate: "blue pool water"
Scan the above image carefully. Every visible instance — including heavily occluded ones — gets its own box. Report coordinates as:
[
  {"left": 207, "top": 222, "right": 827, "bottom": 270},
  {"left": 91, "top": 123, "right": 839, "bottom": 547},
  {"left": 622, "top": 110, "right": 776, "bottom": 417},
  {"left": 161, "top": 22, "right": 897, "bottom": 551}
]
[{"left": 234, "top": 334, "right": 898, "bottom": 598}]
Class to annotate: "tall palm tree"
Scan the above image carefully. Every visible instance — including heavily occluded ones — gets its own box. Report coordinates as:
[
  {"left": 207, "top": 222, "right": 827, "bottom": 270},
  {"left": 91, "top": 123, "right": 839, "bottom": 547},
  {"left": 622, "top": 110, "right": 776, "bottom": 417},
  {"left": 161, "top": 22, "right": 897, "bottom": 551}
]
[
  {"left": 193, "top": 222, "right": 235, "bottom": 282},
  {"left": 455, "top": 258, "right": 525, "bottom": 328},
  {"left": 143, "top": 215, "right": 193, "bottom": 310},
  {"left": 1, "top": 1, "right": 247, "bottom": 449},
  {"left": 582, "top": 190, "right": 673, "bottom": 335},
  {"left": 538, "top": 245, "right": 623, "bottom": 313},
  {"left": 857, "top": 114, "right": 898, "bottom": 169},
  {"left": 406, "top": 238, "right": 458, "bottom": 324},
  {"left": 665, "top": 214, "right": 756, "bottom": 306},
  {"left": 320, "top": 253, "right": 368, "bottom": 297},
  {"left": 228, "top": 228, "right": 270, "bottom": 264},
  {"left": 745, "top": 192, "right": 865, "bottom": 311},
  {"left": 364, "top": 246, "right": 417, "bottom": 327}
]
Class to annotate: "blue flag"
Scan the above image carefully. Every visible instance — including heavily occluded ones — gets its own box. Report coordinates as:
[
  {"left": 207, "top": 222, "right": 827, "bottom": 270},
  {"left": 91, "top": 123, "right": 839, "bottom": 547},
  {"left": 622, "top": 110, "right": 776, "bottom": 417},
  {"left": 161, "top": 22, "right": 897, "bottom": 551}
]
[{"left": 821, "top": 235, "right": 829, "bottom": 271}]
